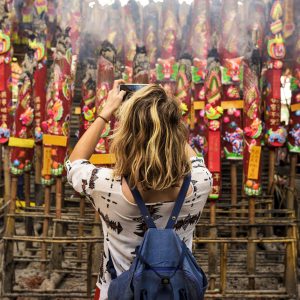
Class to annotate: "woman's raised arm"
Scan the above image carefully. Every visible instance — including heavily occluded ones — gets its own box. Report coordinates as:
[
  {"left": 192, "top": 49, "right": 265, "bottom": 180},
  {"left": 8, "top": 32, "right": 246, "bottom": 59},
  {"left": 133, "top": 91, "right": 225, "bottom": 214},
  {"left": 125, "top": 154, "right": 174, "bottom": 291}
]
[{"left": 69, "top": 80, "right": 125, "bottom": 162}]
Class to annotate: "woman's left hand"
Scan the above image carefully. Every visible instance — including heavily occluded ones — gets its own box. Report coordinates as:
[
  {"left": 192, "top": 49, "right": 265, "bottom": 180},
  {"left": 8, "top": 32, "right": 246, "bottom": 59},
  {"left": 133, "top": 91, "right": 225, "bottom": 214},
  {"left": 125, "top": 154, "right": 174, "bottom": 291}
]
[{"left": 101, "top": 79, "right": 126, "bottom": 119}]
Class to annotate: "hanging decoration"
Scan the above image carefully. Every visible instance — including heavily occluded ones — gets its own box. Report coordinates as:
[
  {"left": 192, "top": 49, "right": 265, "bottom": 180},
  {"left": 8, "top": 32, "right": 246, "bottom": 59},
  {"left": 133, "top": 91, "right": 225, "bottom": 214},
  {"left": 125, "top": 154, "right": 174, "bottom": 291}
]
[
  {"left": 243, "top": 50, "right": 263, "bottom": 197},
  {"left": 288, "top": 21, "right": 300, "bottom": 153},
  {"left": 34, "top": 0, "right": 48, "bottom": 16},
  {"left": 31, "top": 10, "right": 48, "bottom": 144},
  {"left": 264, "top": 0, "right": 287, "bottom": 147},
  {"left": 204, "top": 49, "right": 223, "bottom": 199},
  {"left": 46, "top": 0, "right": 56, "bottom": 48},
  {"left": 9, "top": 48, "right": 36, "bottom": 175},
  {"left": 283, "top": 0, "right": 295, "bottom": 39},
  {"left": 122, "top": 3, "right": 138, "bottom": 82},
  {"left": 175, "top": 54, "right": 193, "bottom": 127},
  {"left": 156, "top": 0, "right": 178, "bottom": 95},
  {"left": 79, "top": 60, "right": 97, "bottom": 138},
  {"left": 188, "top": 0, "right": 210, "bottom": 158},
  {"left": 143, "top": 1, "right": 159, "bottom": 82},
  {"left": 41, "top": 26, "right": 76, "bottom": 183},
  {"left": 0, "top": 0, "right": 13, "bottom": 144},
  {"left": 220, "top": 0, "right": 244, "bottom": 160},
  {"left": 106, "top": 4, "right": 124, "bottom": 80},
  {"left": 132, "top": 45, "right": 150, "bottom": 84},
  {"left": 95, "top": 40, "right": 115, "bottom": 154}
]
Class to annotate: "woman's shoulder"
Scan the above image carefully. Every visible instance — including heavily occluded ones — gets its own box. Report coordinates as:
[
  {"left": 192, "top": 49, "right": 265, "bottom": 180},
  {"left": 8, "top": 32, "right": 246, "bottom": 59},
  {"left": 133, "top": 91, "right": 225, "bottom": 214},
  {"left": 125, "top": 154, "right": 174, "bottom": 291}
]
[
  {"left": 190, "top": 156, "right": 207, "bottom": 171},
  {"left": 189, "top": 156, "right": 212, "bottom": 192},
  {"left": 66, "top": 159, "right": 112, "bottom": 172},
  {"left": 65, "top": 158, "right": 117, "bottom": 187}
]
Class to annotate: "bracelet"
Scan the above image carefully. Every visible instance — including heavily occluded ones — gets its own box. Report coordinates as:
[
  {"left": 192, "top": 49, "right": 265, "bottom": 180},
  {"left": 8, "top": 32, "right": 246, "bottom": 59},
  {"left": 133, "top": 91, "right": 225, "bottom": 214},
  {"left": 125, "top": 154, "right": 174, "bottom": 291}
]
[{"left": 98, "top": 115, "right": 109, "bottom": 124}]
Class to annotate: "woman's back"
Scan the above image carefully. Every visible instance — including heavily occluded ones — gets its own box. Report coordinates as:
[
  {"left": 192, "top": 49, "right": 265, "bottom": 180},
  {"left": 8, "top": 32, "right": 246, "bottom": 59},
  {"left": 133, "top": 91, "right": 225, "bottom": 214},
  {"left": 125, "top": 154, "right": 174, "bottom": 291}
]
[{"left": 66, "top": 156, "right": 211, "bottom": 300}]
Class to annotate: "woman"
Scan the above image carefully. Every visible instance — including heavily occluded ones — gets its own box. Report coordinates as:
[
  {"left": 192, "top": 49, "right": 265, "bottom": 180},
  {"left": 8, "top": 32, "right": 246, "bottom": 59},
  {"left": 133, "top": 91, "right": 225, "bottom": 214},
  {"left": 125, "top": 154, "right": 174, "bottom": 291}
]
[{"left": 66, "top": 80, "right": 212, "bottom": 300}]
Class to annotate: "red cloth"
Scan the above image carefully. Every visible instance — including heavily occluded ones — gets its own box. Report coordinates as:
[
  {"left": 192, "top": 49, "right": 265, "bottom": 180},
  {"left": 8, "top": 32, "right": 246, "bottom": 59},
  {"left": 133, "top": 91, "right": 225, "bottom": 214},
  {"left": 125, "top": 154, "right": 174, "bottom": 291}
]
[{"left": 94, "top": 287, "right": 100, "bottom": 300}]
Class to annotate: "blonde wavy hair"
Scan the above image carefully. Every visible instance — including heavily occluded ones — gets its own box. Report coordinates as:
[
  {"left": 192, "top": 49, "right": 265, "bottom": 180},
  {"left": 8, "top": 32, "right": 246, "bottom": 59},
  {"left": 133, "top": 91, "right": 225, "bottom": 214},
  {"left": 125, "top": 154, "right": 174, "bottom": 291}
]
[{"left": 110, "top": 84, "right": 191, "bottom": 190}]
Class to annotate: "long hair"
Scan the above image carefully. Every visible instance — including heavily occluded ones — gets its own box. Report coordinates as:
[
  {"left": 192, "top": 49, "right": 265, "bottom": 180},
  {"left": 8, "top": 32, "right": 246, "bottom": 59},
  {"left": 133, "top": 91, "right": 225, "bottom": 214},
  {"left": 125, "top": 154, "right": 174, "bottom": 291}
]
[{"left": 110, "top": 84, "right": 191, "bottom": 190}]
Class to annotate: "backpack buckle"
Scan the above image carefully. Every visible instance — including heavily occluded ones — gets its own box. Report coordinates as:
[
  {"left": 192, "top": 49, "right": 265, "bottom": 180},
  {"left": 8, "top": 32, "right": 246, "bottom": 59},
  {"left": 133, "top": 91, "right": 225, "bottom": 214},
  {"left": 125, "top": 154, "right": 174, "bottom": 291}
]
[{"left": 161, "top": 277, "right": 170, "bottom": 285}]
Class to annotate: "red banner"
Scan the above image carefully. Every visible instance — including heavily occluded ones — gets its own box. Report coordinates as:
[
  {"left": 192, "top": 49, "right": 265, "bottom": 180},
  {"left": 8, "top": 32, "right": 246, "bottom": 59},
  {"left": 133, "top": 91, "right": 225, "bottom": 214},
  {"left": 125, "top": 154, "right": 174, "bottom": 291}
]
[
  {"left": 204, "top": 59, "right": 223, "bottom": 199},
  {"left": 188, "top": 0, "right": 209, "bottom": 160},
  {"left": 0, "top": 14, "right": 13, "bottom": 144},
  {"left": 10, "top": 51, "right": 35, "bottom": 175},
  {"left": 41, "top": 28, "right": 76, "bottom": 182},
  {"left": 95, "top": 43, "right": 115, "bottom": 154},
  {"left": 288, "top": 11, "right": 300, "bottom": 153},
  {"left": 264, "top": 0, "right": 287, "bottom": 147},
  {"left": 243, "top": 62, "right": 262, "bottom": 196}
]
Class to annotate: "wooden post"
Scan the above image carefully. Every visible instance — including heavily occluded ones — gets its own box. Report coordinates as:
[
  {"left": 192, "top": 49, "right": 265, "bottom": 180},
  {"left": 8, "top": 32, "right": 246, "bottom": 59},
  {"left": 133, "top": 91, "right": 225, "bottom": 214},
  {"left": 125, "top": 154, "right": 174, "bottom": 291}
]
[
  {"left": 285, "top": 154, "right": 298, "bottom": 297},
  {"left": 41, "top": 186, "right": 51, "bottom": 270},
  {"left": 51, "top": 177, "right": 63, "bottom": 269},
  {"left": 247, "top": 197, "right": 256, "bottom": 289},
  {"left": 77, "top": 196, "right": 85, "bottom": 264},
  {"left": 56, "top": 177, "right": 62, "bottom": 219},
  {"left": 3, "top": 176, "right": 17, "bottom": 293},
  {"left": 4, "top": 145, "right": 11, "bottom": 204},
  {"left": 287, "top": 154, "right": 297, "bottom": 210},
  {"left": 87, "top": 243, "right": 92, "bottom": 298},
  {"left": 24, "top": 171, "right": 34, "bottom": 248},
  {"left": 92, "top": 212, "right": 102, "bottom": 289},
  {"left": 266, "top": 148, "right": 275, "bottom": 237},
  {"left": 241, "top": 172, "right": 246, "bottom": 219},
  {"left": 0, "top": 145, "right": 2, "bottom": 196},
  {"left": 35, "top": 144, "right": 43, "bottom": 205},
  {"left": 230, "top": 162, "right": 237, "bottom": 237},
  {"left": 208, "top": 200, "right": 217, "bottom": 290},
  {"left": 285, "top": 220, "right": 298, "bottom": 297},
  {"left": 220, "top": 243, "right": 228, "bottom": 295}
]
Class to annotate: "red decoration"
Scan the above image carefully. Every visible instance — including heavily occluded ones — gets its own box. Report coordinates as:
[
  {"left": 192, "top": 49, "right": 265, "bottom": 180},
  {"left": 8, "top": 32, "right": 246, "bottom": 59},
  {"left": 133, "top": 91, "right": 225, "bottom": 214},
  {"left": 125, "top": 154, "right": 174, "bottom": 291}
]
[
  {"left": 95, "top": 42, "right": 115, "bottom": 154},
  {"left": 0, "top": 51, "right": 12, "bottom": 144},
  {"left": 33, "top": 64, "right": 47, "bottom": 143},
  {"left": 122, "top": 4, "right": 138, "bottom": 82},
  {"left": 42, "top": 27, "right": 76, "bottom": 182},
  {"left": 243, "top": 61, "right": 262, "bottom": 196},
  {"left": 10, "top": 51, "right": 36, "bottom": 176},
  {"left": 79, "top": 62, "right": 96, "bottom": 139},
  {"left": 265, "top": 0, "right": 287, "bottom": 147},
  {"left": 204, "top": 58, "right": 223, "bottom": 199}
]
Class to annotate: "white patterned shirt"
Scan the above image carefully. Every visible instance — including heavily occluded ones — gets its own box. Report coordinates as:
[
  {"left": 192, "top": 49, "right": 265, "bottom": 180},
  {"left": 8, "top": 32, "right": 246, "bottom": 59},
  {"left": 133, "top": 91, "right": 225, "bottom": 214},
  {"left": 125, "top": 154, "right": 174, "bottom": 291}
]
[{"left": 66, "top": 156, "right": 212, "bottom": 300}]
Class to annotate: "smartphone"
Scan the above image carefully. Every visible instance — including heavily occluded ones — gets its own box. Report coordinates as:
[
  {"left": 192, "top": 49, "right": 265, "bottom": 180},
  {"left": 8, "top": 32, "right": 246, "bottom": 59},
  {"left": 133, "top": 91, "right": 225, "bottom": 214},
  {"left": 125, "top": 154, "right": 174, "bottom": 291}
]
[{"left": 119, "top": 84, "right": 149, "bottom": 101}]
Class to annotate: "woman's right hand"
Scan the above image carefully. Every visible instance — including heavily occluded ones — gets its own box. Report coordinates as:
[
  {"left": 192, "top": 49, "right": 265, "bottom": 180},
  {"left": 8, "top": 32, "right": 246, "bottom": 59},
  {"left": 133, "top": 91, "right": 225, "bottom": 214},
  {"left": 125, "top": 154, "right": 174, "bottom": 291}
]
[{"left": 101, "top": 79, "right": 126, "bottom": 119}]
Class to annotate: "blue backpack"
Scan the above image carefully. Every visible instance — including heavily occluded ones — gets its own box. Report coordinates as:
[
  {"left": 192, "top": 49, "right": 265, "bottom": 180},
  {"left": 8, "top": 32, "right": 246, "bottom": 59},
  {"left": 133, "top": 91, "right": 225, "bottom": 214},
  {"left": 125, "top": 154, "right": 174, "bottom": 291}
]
[{"left": 107, "top": 174, "right": 208, "bottom": 300}]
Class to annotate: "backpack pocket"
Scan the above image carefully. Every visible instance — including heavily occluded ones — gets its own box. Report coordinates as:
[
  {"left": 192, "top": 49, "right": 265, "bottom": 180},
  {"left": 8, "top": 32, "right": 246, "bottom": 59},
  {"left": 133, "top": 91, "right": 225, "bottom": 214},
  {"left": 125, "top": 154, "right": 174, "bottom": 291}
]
[{"left": 108, "top": 270, "right": 134, "bottom": 300}]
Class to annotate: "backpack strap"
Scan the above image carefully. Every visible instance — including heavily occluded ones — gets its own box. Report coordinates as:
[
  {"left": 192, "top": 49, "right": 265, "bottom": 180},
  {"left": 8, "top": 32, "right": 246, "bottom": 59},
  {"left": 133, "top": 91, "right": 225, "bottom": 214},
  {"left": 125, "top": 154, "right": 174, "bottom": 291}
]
[
  {"left": 107, "top": 250, "right": 117, "bottom": 280},
  {"left": 126, "top": 177, "right": 157, "bottom": 228},
  {"left": 165, "top": 174, "right": 191, "bottom": 229}
]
